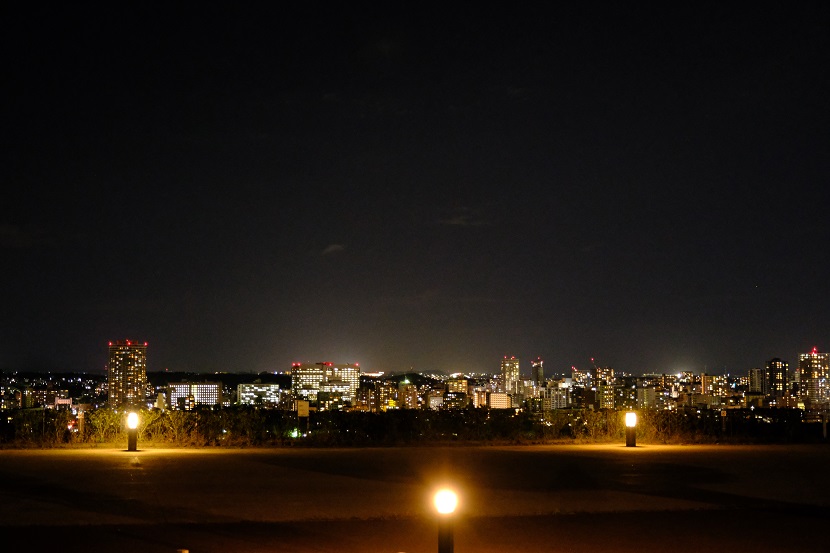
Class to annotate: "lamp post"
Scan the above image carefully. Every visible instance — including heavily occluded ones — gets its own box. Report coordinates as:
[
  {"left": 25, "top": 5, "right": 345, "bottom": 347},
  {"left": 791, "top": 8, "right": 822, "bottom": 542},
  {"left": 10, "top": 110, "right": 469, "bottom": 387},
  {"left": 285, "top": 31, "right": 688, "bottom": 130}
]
[
  {"left": 625, "top": 411, "right": 637, "bottom": 447},
  {"left": 434, "top": 489, "right": 458, "bottom": 553},
  {"left": 127, "top": 411, "right": 139, "bottom": 451}
]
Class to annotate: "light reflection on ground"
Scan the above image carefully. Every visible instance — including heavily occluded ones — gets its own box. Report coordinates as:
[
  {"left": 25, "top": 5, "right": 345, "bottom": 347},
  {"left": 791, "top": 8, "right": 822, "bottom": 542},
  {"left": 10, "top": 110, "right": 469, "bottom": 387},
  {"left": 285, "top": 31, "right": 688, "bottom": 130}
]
[{"left": 0, "top": 444, "right": 827, "bottom": 552}]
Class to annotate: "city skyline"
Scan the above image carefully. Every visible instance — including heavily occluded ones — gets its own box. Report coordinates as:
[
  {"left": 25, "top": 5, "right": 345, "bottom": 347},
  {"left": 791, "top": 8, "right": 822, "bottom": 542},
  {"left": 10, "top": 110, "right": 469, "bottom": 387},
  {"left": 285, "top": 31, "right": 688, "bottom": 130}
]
[
  {"left": 8, "top": 338, "right": 828, "bottom": 380},
  {"left": 4, "top": 5, "right": 829, "bottom": 376}
]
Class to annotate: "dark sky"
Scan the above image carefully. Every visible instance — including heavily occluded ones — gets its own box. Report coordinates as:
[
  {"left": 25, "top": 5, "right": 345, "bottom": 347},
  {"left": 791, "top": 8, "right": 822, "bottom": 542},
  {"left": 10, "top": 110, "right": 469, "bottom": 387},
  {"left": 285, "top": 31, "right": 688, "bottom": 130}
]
[{"left": 3, "top": 3, "right": 829, "bottom": 376}]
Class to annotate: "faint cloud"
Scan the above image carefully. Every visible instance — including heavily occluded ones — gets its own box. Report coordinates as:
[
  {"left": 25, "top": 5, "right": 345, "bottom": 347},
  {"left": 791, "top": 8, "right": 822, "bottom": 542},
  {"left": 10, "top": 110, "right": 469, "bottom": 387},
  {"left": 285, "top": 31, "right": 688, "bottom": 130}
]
[{"left": 321, "top": 244, "right": 345, "bottom": 256}]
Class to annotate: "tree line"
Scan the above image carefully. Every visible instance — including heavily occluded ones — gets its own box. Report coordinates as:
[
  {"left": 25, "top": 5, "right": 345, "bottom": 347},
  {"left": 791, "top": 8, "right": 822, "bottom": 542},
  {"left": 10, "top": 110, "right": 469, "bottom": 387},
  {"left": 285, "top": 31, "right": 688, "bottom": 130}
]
[{"left": 0, "top": 406, "right": 823, "bottom": 448}]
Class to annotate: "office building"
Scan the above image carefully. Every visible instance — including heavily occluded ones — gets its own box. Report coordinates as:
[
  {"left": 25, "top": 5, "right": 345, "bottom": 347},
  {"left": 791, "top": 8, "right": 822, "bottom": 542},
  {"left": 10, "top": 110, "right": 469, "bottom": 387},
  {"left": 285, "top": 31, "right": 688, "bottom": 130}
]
[
  {"left": 237, "top": 383, "right": 288, "bottom": 407},
  {"left": 291, "top": 363, "right": 325, "bottom": 401},
  {"left": 107, "top": 340, "right": 147, "bottom": 408},
  {"left": 322, "top": 363, "right": 361, "bottom": 402},
  {"left": 291, "top": 362, "right": 361, "bottom": 404},
  {"left": 168, "top": 382, "right": 222, "bottom": 409}
]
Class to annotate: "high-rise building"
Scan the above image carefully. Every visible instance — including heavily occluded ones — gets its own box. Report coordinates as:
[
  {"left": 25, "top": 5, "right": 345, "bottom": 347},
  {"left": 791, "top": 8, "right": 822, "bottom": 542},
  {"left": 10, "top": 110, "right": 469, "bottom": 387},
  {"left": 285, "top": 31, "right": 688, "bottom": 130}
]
[
  {"left": 107, "top": 340, "right": 148, "bottom": 408},
  {"left": 501, "top": 356, "right": 520, "bottom": 394},
  {"left": 747, "top": 368, "right": 766, "bottom": 395},
  {"left": 531, "top": 357, "right": 544, "bottom": 385},
  {"left": 765, "top": 358, "right": 789, "bottom": 398},
  {"left": 799, "top": 348, "right": 829, "bottom": 407}
]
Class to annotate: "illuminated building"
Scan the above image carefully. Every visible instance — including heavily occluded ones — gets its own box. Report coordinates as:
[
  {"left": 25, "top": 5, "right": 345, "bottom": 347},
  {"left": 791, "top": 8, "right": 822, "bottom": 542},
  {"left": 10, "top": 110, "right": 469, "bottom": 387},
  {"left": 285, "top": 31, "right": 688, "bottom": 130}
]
[
  {"left": 531, "top": 357, "right": 544, "bottom": 385},
  {"left": 614, "top": 383, "right": 637, "bottom": 410},
  {"left": 291, "top": 363, "right": 324, "bottom": 400},
  {"left": 398, "top": 381, "right": 419, "bottom": 409},
  {"left": 107, "top": 340, "right": 147, "bottom": 408},
  {"left": 428, "top": 392, "right": 444, "bottom": 410},
  {"left": 472, "top": 388, "right": 488, "bottom": 408},
  {"left": 446, "top": 378, "right": 469, "bottom": 394},
  {"left": 442, "top": 391, "right": 468, "bottom": 409},
  {"left": 501, "top": 356, "right": 520, "bottom": 394},
  {"left": 747, "top": 368, "right": 766, "bottom": 395},
  {"left": 765, "top": 358, "right": 789, "bottom": 399},
  {"left": 237, "top": 383, "right": 288, "bottom": 408},
  {"left": 636, "top": 386, "right": 657, "bottom": 409},
  {"left": 571, "top": 367, "right": 591, "bottom": 388},
  {"left": 596, "top": 384, "right": 616, "bottom": 409},
  {"left": 595, "top": 366, "right": 614, "bottom": 386},
  {"left": 168, "top": 382, "right": 222, "bottom": 409},
  {"left": 375, "top": 382, "right": 398, "bottom": 411},
  {"left": 487, "top": 392, "right": 511, "bottom": 409},
  {"left": 701, "top": 374, "right": 729, "bottom": 397},
  {"left": 323, "top": 363, "right": 361, "bottom": 403},
  {"left": 541, "top": 386, "right": 569, "bottom": 410},
  {"left": 799, "top": 348, "right": 829, "bottom": 407},
  {"left": 290, "top": 362, "right": 361, "bottom": 404}
]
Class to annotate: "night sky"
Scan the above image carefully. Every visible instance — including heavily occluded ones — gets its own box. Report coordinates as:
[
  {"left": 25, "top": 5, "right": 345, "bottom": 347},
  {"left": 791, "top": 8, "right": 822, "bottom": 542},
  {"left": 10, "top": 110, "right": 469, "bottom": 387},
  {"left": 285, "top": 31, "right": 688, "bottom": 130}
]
[{"left": 3, "top": 4, "right": 829, "bottom": 376}]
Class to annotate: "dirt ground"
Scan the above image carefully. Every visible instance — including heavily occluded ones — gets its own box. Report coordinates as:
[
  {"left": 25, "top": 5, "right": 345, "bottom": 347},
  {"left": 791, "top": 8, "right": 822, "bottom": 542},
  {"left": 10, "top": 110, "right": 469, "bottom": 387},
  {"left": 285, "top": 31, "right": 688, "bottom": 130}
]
[{"left": 1, "top": 444, "right": 827, "bottom": 552}]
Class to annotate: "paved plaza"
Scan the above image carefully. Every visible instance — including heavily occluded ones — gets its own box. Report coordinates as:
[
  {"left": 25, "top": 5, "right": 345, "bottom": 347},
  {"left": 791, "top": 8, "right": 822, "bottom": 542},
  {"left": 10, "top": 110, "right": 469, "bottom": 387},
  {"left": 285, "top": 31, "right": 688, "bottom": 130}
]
[{"left": 1, "top": 444, "right": 827, "bottom": 552}]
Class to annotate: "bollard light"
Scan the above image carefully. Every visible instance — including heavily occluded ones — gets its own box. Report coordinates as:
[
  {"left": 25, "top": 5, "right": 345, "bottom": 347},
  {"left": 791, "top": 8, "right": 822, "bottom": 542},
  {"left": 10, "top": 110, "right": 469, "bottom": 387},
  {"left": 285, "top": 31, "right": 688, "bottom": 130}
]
[
  {"left": 127, "top": 411, "right": 139, "bottom": 451},
  {"left": 625, "top": 411, "right": 637, "bottom": 447},
  {"left": 434, "top": 489, "right": 458, "bottom": 553},
  {"left": 434, "top": 489, "right": 458, "bottom": 514}
]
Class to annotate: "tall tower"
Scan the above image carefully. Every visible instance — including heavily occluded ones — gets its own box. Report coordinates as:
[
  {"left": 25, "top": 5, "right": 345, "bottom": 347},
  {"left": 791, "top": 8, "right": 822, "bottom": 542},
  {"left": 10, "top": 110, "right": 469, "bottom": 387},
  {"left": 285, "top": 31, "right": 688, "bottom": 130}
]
[
  {"left": 501, "top": 356, "right": 520, "bottom": 394},
  {"left": 799, "top": 348, "right": 829, "bottom": 407},
  {"left": 107, "top": 340, "right": 148, "bottom": 408},
  {"left": 765, "top": 358, "right": 789, "bottom": 399},
  {"left": 531, "top": 357, "right": 544, "bottom": 385}
]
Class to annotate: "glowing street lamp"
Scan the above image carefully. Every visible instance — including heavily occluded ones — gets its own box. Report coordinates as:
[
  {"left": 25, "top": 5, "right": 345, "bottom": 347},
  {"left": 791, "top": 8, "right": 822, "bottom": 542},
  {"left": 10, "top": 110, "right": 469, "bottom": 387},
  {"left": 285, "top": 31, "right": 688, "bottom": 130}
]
[
  {"left": 127, "top": 411, "right": 139, "bottom": 451},
  {"left": 434, "top": 489, "right": 458, "bottom": 553},
  {"left": 625, "top": 411, "right": 637, "bottom": 447}
]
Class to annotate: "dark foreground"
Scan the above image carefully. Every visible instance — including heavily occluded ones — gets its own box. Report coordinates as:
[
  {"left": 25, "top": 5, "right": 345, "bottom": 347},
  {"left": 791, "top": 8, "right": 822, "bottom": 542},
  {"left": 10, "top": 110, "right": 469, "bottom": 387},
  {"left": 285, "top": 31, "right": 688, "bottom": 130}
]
[{"left": 1, "top": 444, "right": 827, "bottom": 552}]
